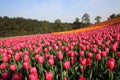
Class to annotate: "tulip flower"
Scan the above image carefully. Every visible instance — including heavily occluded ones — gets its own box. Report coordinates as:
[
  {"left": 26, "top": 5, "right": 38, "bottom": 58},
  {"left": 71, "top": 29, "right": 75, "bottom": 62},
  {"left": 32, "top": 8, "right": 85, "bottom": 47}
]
[
  {"left": 9, "top": 64, "right": 16, "bottom": 71},
  {"left": 79, "top": 76, "right": 86, "bottom": 80},
  {"left": 79, "top": 58, "right": 87, "bottom": 66},
  {"left": 29, "top": 73, "right": 38, "bottom": 80},
  {"left": 12, "top": 73, "right": 22, "bottom": 80},
  {"left": 48, "top": 58, "right": 54, "bottom": 66},
  {"left": 95, "top": 54, "right": 101, "bottom": 61},
  {"left": 58, "top": 51, "right": 63, "bottom": 61},
  {"left": 37, "top": 56, "right": 44, "bottom": 64},
  {"left": 87, "top": 52, "right": 93, "bottom": 58},
  {"left": 0, "top": 63, "right": 7, "bottom": 70},
  {"left": 24, "top": 55, "right": 30, "bottom": 62},
  {"left": 1, "top": 72, "right": 9, "bottom": 79},
  {"left": 107, "top": 58, "right": 115, "bottom": 71},
  {"left": 79, "top": 51, "right": 84, "bottom": 56},
  {"left": 63, "top": 61, "right": 70, "bottom": 70},
  {"left": 45, "top": 72, "right": 53, "bottom": 80},
  {"left": 117, "top": 52, "right": 120, "bottom": 58},
  {"left": 23, "top": 62, "right": 30, "bottom": 70},
  {"left": 30, "top": 67, "right": 37, "bottom": 74}
]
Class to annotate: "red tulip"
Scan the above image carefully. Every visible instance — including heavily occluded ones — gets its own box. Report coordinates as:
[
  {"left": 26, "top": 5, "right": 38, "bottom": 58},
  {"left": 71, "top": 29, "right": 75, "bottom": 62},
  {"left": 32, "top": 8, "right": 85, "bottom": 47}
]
[
  {"left": 71, "top": 57, "right": 75, "bottom": 64},
  {"left": 101, "top": 51, "right": 107, "bottom": 57},
  {"left": 95, "top": 54, "right": 101, "bottom": 61},
  {"left": 117, "top": 52, "right": 120, "bottom": 58},
  {"left": 45, "top": 72, "right": 53, "bottom": 80},
  {"left": 1, "top": 72, "right": 9, "bottom": 79},
  {"left": 79, "top": 76, "right": 86, "bottom": 80},
  {"left": 9, "top": 64, "right": 16, "bottom": 71},
  {"left": 12, "top": 73, "right": 22, "bottom": 80},
  {"left": 107, "top": 58, "right": 115, "bottom": 71},
  {"left": 79, "top": 58, "right": 87, "bottom": 66},
  {"left": 86, "top": 58, "right": 91, "bottom": 65},
  {"left": 63, "top": 61, "right": 70, "bottom": 70}
]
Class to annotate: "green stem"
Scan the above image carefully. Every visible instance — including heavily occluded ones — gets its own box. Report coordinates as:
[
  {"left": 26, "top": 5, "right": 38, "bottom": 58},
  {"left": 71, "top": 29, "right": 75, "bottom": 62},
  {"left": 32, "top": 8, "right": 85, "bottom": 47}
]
[{"left": 60, "top": 61, "right": 63, "bottom": 80}]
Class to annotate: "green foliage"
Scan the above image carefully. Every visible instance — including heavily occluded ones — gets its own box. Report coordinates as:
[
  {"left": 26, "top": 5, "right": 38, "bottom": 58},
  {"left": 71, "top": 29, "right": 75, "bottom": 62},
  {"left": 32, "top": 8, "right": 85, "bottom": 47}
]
[{"left": 0, "top": 15, "right": 93, "bottom": 38}]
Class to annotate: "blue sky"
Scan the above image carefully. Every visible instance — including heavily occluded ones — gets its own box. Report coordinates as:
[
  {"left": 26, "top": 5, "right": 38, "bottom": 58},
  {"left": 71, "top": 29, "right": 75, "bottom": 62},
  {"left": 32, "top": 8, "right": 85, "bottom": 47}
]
[{"left": 0, "top": 0, "right": 120, "bottom": 23}]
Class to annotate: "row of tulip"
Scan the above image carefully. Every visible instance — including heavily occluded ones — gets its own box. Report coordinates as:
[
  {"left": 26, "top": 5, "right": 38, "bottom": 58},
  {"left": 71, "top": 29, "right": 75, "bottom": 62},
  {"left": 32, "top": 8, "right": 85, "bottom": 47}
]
[
  {"left": 53, "top": 17, "right": 120, "bottom": 34},
  {"left": 0, "top": 22, "right": 120, "bottom": 80}
]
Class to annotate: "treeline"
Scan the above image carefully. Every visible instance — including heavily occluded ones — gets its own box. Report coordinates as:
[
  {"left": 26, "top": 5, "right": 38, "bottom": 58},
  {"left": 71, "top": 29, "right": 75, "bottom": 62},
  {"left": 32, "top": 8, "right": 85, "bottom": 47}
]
[{"left": 0, "top": 13, "right": 120, "bottom": 37}]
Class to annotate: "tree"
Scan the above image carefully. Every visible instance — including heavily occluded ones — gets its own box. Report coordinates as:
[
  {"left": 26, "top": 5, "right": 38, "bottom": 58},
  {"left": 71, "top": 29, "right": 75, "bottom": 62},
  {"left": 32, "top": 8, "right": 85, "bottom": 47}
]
[
  {"left": 73, "top": 17, "right": 80, "bottom": 29},
  {"left": 81, "top": 13, "right": 90, "bottom": 24},
  {"left": 116, "top": 14, "right": 120, "bottom": 17},
  {"left": 54, "top": 19, "right": 63, "bottom": 31},
  {"left": 108, "top": 13, "right": 116, "bottom": 20},
  {"left": 95, "top": 16, "right": 102, "bottom": 24},
  {"left": 75, "top": 17, "right": 79, "bottom": 23}
]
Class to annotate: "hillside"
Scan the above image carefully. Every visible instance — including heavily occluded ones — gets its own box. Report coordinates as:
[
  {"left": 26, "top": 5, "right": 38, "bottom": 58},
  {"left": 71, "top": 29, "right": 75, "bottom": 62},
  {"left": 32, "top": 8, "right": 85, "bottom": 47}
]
[{"left": 53, "top": 17, "right": 120, "bottom": 34}]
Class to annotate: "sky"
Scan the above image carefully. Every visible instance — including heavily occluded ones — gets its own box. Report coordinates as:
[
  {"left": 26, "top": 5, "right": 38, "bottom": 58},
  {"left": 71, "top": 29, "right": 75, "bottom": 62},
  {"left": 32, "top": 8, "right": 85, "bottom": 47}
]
[{"left": 0, "top": 0, "right": 120, "bottom": 23}]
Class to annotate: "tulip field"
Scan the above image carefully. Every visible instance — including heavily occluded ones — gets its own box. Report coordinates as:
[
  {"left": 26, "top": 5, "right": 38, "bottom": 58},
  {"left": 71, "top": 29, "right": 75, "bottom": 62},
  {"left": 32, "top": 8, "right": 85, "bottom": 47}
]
[{"left": 0, "top": 18, "right": 120, "bottom": 80}]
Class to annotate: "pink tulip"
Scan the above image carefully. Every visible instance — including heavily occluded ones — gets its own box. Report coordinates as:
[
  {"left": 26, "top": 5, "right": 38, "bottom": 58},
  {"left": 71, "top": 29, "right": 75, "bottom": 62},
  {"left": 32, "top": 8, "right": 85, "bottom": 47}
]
[
  {"left": 14, "top": 53, "right": 20, "bottom": 61},
  {"left": 45, "top": 72, "right": 53, "bottom": 80},
  {"left": 2, "top": 56, "right": 9, "bottom": 62},
  {"left": 95, "top": 54, "right": 101, "bottom": 61},
  {"left": 44, "top": 53, "right": 49, "bottom": 58},
  {"left": 63, "top": 61, "right": 70, "bottom": 70},
  {"left": 64, "top": 77, "right": 67, "bottom": 80},
  {"left": 30, "top": 67, "right": 37, "bottom": 73},
  {"left": 58, "top": 51, "right": 63, "bottom": 61},
  {"left": 48, "top": 58, "right": 54, "bottom": 66},
  {"left": 0, "top": 63, "right": 7, "bottom": 70},
  {"left": 9, "top": 64, "right": 16, "bottom": 71},
  {"left": 101, "top": 51, "right": 107, "bottom": 57},
  {"left": 87, "top": 52, "right": 93, "bottom": 58},
  {"left": 79, "top": 51, "right": 84, "bottom": 56},
  {"left": 29, "top": 73, "right": 38, "bottom": 80},
  {"left": 37, "top": 56, "right": 44, "bottom": 64},
  {"left": 23, "top": 62, "right": 30, "bottom": 70},
  {"left": 24, "top": 55, "right": 30, "bottom": 62}
]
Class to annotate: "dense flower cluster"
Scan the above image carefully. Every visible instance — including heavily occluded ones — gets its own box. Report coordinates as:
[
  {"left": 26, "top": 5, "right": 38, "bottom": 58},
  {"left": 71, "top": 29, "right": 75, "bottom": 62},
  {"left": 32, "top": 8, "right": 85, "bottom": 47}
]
[{"left": 0, "top": 21, "right": 120, "bottom": 80}]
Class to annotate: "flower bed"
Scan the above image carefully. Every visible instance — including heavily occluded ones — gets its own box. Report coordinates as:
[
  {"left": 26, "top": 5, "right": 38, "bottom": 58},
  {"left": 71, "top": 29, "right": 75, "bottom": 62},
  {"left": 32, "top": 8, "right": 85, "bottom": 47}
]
[{"left": 0, "top": 21, "right": 120, "bottom": 80}]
